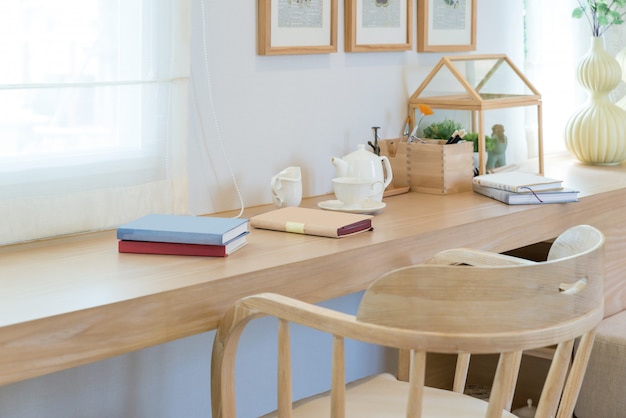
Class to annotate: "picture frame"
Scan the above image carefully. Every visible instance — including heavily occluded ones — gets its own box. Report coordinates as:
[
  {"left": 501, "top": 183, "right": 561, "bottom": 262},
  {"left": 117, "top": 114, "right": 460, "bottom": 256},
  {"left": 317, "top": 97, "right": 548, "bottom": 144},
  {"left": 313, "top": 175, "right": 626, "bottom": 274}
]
[
  {"left": 345, "top": 0, "right": 413, "bottom": 52},
  {"left": 258, "top": 0, "right": 338, "bottom": 55},
  {"left": 417, "top": 0, "right": 476, "bottom": 52}
]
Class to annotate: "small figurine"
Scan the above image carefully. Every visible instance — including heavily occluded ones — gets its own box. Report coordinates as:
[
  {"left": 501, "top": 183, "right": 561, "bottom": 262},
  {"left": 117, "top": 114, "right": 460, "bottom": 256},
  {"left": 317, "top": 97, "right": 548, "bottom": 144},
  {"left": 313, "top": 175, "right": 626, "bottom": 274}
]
[{"left": 487, "top": 124, "right": 507, "bottom": 170}]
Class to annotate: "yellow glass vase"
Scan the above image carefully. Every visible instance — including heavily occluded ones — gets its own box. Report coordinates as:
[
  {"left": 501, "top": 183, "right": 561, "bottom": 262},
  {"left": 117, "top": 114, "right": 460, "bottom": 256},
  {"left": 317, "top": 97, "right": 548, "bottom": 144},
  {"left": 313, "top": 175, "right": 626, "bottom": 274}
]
[{"left": 565, "top": 37, "right": 626, "bottom": 165}]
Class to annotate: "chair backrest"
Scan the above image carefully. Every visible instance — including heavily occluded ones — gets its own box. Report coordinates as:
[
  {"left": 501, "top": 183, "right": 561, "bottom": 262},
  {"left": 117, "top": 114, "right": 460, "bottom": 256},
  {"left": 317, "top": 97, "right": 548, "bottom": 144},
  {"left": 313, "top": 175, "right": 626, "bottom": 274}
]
[
  {"left": 546, "top": 224, "right": 605, "bottom": 261},
  {"left": 419, "top": 224, "right": 606, "bottom": 398},
  {"left": 211, "top": 226, "right": 604, "bottom": 418}
]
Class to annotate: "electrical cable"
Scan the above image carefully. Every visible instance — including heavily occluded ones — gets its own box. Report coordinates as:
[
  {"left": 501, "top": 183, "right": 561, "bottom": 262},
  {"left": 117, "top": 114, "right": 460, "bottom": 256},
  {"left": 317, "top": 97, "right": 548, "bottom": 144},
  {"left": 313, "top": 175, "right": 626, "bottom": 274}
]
[{"left": 198, "top": 0, "right": 245, "bottom": 218}]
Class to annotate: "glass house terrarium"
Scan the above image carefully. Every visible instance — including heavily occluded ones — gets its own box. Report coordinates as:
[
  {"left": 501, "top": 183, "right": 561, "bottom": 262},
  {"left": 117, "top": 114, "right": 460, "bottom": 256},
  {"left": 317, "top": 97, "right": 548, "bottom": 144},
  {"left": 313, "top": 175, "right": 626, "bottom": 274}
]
[{"left": 409, "top": 54, "right": 543, "bottom": 175}]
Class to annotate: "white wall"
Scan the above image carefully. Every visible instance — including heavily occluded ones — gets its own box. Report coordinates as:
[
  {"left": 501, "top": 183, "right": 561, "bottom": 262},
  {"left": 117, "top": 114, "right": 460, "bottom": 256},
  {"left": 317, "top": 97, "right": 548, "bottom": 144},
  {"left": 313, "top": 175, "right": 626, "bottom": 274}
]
[
  {"left": 0, "top": 1, "right": 525, "bottom": 417},
  {"left": 188, "top": 0, "right": 525, "bottom": 215}
]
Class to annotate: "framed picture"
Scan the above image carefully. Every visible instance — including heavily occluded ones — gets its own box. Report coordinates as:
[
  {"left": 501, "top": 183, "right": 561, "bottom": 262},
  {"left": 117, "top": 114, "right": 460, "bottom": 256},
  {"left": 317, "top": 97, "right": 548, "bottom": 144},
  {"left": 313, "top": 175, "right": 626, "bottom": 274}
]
[
  {"left": 345, "top": 0, "right": 412, "bottom": 52},
  {"left": 417, "top": 0, "right": 476, "bottom": 52},
  {"left": 258, "top": 0, "right": 338, "bottom": 55}
]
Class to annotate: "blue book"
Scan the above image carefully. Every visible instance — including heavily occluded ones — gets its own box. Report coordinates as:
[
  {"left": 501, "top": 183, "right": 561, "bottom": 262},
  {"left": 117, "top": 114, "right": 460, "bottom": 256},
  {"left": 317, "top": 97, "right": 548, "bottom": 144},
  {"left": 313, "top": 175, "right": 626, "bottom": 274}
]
[{"left": 117, "top": 214, "right": 249, "bottom": 245}]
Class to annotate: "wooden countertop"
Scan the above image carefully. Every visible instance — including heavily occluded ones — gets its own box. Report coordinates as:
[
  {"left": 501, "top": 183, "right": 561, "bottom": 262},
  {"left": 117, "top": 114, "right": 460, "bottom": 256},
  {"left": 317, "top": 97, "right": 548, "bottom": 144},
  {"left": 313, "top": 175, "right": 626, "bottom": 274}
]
[{"left": 2, "top": 153, "right": 626, "bottom": 386}]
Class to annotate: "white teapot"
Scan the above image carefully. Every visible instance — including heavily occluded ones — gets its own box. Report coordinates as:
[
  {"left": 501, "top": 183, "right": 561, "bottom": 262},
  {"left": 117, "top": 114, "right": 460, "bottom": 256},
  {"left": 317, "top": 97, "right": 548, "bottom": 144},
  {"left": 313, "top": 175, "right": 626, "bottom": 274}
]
[{"left": 331, "top": 144, "right": 393, "bottom": 202}]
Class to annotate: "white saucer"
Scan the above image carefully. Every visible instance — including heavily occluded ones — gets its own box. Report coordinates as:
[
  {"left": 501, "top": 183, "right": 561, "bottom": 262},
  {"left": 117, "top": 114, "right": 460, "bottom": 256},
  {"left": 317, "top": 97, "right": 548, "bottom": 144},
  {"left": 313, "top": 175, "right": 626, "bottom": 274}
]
[{"left": 317, "top": 200, "right": 386, "bottom": 214}]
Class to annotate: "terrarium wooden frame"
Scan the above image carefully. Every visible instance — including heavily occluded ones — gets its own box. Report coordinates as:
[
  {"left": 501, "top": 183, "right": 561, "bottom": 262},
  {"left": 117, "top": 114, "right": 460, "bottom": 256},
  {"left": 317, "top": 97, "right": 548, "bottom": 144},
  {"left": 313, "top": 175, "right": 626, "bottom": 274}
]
[{"left": 408, "top": 54, "right": 544, "bottom": 175}]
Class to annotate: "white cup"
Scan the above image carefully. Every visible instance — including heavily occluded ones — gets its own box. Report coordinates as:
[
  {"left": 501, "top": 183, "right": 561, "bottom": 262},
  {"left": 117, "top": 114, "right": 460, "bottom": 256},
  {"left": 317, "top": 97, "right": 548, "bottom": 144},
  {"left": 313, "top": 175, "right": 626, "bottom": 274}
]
[
  {"left": 332, "top": 177, "right": 383, "bottom": 208},
  {"left": 271, "top": 166, "right": 303, "bottom": 207}
]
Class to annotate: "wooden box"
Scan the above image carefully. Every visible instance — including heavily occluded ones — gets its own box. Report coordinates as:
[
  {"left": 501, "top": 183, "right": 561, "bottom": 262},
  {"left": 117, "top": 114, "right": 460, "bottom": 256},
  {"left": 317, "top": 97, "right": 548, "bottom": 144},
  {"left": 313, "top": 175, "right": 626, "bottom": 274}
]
[{"left": 380, "top": 139, "right": 474, "bottom": 195}]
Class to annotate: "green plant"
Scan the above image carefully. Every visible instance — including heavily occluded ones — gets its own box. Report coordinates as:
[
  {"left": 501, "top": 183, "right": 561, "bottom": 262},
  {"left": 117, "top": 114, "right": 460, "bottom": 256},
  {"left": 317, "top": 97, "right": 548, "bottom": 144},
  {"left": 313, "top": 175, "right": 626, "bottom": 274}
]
[
  {"left": 422, "top": 119, "right": 463, "bottom": 140},
  {"left": 464, "top": 132, "right": 496, "bottom": 152},
  {"left": 573, "top": 0, "right": 626, "bottom": 37}
]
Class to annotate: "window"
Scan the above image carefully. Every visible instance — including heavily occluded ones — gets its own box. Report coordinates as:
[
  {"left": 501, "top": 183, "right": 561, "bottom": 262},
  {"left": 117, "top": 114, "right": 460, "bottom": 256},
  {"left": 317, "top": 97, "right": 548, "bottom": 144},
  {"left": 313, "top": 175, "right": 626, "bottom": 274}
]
[
  {"left": 0, "top": 0, "right": 190, "bottom": 244},
  {"left": 524, "top": 0, "right": 597, "bottom": 154}
]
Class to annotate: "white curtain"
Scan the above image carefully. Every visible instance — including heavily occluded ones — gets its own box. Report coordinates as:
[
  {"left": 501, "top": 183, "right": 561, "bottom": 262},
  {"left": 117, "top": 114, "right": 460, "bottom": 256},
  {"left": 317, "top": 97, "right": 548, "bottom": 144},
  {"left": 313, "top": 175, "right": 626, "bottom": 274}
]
[
  {"left": 524, "top": 0, "right": 626, "bottom": 154},
  {"left": 524, "top": 0, "right": 588, "bottom": 154},
  {"left": 0, "top": 0, "right": 190, "bottom": 244}
]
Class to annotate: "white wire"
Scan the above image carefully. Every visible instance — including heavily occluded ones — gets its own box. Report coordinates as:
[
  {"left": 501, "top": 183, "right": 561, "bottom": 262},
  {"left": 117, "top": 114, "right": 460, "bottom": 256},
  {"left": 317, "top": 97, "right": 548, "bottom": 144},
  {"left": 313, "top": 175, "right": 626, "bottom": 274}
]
[{"left": 199, "top": 0, "right": 245, "bottom": 218}]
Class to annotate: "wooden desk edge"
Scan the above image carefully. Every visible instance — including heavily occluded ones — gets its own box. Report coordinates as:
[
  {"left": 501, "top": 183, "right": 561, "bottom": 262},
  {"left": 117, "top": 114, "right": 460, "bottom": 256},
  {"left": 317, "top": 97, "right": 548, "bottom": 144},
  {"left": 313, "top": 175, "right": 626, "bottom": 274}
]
[{"left": 2, "top": 155, "right": 626, "bottom": 386}]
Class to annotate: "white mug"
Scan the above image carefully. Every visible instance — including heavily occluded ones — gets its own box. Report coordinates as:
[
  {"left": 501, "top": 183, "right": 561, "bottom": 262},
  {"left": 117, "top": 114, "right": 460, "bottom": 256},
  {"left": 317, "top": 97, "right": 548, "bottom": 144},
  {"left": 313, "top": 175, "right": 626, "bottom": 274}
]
[
  {"left": 271, "top": 166, "right": 303, "bottom": 207},
  {"left": 332, "top": 177, "right": 383, "bottom": 208}
]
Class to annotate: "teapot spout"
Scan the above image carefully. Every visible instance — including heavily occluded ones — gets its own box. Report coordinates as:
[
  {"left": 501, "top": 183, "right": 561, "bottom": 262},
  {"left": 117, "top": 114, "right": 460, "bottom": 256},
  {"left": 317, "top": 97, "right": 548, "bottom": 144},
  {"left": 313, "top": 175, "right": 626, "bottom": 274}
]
[{"left": 331, "top": 157, "right": 348, "bottom": 177}]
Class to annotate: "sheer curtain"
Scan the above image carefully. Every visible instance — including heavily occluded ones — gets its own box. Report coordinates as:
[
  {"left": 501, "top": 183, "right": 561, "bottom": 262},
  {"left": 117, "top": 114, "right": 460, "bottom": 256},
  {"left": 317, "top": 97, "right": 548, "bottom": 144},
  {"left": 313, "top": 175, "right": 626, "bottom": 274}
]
[
  {"left": 524, "top": 0, "right": 591, "bottom": 155},
  {"left": 0, "top": 0, "right": 190, "bottom": 244},
  {"left": 524, "top": 0, "right": 626, "bottom": 155}
]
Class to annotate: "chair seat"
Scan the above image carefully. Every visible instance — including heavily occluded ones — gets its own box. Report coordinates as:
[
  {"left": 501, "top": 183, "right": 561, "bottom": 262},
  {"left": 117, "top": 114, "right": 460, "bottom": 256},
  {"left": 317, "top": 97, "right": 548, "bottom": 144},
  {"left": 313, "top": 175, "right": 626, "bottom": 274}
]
[{"left": 263, "top": 373, "right": 517, "bottom": 418}]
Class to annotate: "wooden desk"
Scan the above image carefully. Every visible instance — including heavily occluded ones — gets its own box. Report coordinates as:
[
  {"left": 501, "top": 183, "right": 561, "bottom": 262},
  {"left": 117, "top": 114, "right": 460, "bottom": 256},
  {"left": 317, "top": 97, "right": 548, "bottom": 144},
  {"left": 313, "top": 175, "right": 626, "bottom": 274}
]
[{"left": 2, "top": 153, "right": 626, "bottom": 387}]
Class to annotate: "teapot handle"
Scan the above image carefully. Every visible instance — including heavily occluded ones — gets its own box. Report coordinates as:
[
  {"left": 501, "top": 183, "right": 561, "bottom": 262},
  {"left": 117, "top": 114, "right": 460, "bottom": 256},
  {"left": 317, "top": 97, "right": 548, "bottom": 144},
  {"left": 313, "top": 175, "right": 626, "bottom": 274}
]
[{"left": 380, "top": 156, "right": 393, "bottom": 189}]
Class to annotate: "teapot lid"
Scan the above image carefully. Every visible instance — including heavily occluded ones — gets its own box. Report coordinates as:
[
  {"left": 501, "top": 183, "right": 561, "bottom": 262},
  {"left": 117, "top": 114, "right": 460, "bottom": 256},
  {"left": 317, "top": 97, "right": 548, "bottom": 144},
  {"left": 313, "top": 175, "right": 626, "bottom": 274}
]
[{"left": 344, "top": 144, "right": 377, "bottom": 161}]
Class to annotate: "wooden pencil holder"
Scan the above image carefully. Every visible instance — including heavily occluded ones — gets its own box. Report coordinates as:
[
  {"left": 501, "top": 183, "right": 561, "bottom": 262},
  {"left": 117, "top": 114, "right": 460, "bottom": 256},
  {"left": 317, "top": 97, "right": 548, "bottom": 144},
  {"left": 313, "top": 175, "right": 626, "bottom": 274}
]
[{"left": 379, "top": 139, "right": 474, "bottom": 195}]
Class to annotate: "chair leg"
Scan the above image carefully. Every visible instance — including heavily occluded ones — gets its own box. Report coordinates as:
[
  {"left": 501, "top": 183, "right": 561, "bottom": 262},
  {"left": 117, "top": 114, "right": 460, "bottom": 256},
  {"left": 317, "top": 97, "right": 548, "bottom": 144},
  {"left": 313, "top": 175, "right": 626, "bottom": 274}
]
[
  {"left": 453, "top": 353, "right": 471, "bottom": 393},
  {"left": 398, "top": 349, "right": 411, "bottom": 382},
  {"left": 407, "top": 351, "right": 426, "bottom": 418},
  {"left": 331, "top": 336, "right": 346, "bottom": 418},
  {"left": 277, "top": 319, "right": 293, "bottom": 418}
]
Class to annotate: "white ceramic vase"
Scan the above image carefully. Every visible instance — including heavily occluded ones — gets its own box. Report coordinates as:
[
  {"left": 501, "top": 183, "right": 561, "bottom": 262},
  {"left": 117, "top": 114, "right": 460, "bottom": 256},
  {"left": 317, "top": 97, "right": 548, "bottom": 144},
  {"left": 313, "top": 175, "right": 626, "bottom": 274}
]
[
  {"left": 616, "top": 46, "right": 626, "bottom": 110},
  {"left": 565, "top": 37, "right": 626, "bottom": 165}
]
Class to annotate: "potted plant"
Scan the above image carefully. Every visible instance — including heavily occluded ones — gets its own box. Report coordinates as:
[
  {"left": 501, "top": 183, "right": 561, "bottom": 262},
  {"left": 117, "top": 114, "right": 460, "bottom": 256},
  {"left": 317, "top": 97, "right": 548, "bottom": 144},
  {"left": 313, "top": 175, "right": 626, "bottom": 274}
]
[
  {"left": 463, "top": 132, "right": 495, "bottom": 153},
  {"left": 422, "top": 119, "right": 463, "bottom": 140},
  {"left": 422, "top": 121, "right": 497, "bottom": 152},
  {"left": 383, "top": 114, "right": 474, "bottom": 194}
]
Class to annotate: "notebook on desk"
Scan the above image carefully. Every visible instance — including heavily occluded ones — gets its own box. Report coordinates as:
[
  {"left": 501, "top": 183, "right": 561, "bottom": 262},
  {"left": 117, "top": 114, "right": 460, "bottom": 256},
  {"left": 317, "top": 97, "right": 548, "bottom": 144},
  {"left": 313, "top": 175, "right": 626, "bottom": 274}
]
[
  {"left": 473, "top": 171, "right": 563, "bottom": 193},
  {"left": 249, "top": 207, "right": 373, "bottom": 238}
]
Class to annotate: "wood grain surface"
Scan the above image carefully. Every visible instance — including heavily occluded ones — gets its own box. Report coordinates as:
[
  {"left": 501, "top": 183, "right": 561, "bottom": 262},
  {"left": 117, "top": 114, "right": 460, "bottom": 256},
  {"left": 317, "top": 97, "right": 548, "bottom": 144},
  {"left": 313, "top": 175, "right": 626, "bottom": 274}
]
[{"left": 1, "top": 153, "right": 625, "bottom": 386}]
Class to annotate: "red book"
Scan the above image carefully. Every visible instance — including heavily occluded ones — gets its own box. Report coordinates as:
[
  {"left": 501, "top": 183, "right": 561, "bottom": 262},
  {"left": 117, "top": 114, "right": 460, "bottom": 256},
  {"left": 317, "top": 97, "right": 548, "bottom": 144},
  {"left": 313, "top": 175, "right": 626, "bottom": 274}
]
[{"left": 118, "top": 233, "right": 248, "bottom": 257}]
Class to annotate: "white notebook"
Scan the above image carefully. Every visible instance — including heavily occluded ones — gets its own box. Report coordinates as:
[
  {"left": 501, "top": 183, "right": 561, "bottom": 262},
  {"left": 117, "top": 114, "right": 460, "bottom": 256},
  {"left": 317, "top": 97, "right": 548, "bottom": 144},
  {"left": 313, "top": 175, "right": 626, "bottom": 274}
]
[{"left": 473, "top": 171, "right": 563, "bottom": 193}]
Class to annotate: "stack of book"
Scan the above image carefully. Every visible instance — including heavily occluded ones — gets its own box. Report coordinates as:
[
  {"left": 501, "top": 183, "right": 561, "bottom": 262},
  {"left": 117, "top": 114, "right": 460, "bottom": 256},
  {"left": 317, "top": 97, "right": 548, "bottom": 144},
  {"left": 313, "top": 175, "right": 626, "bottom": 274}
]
[
  {"left": 117, "top": 214, "right": 249, "bottom": 257},
  {"left": 473, "top": 171, "right": 579, "bottom": 205}
]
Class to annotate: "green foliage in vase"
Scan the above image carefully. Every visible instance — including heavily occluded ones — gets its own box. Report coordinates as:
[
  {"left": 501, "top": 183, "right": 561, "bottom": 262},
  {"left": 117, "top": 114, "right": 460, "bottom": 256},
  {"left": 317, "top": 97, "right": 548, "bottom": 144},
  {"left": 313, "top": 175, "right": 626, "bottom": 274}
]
[
  {"left": 573, "top": 0, "right": 626, "bottom": 37},
  {"left": 422, "top": 119, "right": 463, "bottom": 140}
]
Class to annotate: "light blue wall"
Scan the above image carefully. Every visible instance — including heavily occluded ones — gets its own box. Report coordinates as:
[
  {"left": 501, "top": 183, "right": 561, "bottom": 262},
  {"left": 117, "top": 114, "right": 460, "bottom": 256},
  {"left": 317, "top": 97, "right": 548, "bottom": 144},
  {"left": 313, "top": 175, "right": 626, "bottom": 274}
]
[
  {"left": 0, "top": 0, "right": 524, "bottom": 417},
  {"left": 0, "top": 292, "right": 392, "bottom": 418}
]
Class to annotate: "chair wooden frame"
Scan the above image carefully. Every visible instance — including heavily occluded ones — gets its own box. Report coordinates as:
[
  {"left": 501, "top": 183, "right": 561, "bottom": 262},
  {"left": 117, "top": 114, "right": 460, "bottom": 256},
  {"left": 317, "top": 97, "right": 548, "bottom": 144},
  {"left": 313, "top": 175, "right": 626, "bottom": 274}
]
[{"left": 211, "top": 225, "right": 604, "bottom": 418}]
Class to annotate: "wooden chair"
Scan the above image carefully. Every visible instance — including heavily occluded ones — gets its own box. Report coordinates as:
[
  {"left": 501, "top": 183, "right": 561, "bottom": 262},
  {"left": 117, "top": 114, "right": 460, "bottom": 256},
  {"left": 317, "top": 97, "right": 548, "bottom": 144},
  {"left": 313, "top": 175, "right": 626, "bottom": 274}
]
[
  {"left": 211, "top": 225, "right": 604, "bottom": 418},
  {"left": 422, "top": 224, "right": 605, "bottom": 396}
]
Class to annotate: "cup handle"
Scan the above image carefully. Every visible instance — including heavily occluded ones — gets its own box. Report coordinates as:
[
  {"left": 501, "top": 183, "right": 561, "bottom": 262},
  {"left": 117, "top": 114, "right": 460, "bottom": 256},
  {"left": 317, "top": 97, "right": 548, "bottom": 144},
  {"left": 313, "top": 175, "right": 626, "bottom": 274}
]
[{"left": 271, "top": 176, "right": 284, "bottom": 207}]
